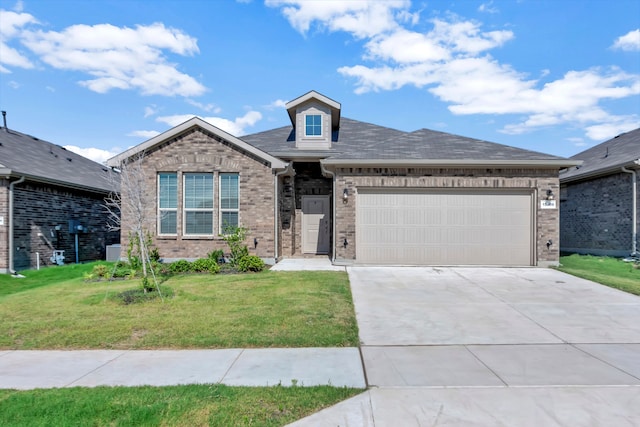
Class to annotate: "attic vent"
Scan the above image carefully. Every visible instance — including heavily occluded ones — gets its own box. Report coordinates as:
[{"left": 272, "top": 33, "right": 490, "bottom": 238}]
[
  {"left": 31, "top": 136, "right": 39, "bottom": 141},
  {"left": 66, "top": 157, "right": 72, "bottom": 162},
  {"left": 604, "top": 147, "right": 609, "bottom": 158}
]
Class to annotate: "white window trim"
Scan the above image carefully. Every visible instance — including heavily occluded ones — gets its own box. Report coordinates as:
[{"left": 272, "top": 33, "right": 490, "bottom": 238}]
[
  {"left": 304, "top": 114, "right": 323, "bottom": 138},
  {"left": 183, "top": 172, "right": 215, "bottom": 236},
  {"left": 157, "top": 172, "right": 177, "bottom": 236},
  {"left": 219, "top": 172, "right": 240, "bottom": 233}
]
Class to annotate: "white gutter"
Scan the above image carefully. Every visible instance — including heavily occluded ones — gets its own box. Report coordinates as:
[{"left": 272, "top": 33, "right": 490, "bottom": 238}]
[
  {"left": 319, "top": 161, "right": 337, "bottom": 264},
  {"left": 274, "top": 163, "right": 294, "bottom": 263},
  {"left": 322, "top": 158, "right": 581, "bottom": 168},
  {"left": 8, "top": 175, "right": 25, "bottom": 274},
  {"left": 621, "top": 165, "right": 638, "bottom": 256}
]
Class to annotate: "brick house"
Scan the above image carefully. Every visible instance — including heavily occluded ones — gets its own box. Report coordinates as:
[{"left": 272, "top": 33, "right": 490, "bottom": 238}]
[
  {"left": 0, "top": 122, "right": 119, "bottom": 273},
  {"left": 108, "top": 91, "right": 578, "bottom": 267},
  {"left": 560, "top": 128, "right": 639, "bottom": 257}
]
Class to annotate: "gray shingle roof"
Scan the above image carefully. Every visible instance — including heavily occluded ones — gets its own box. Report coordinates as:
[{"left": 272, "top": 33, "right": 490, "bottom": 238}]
[
  {"left": 243, "top": 117, "right": 568, "bottom": 163},
  {"left": 0, "top": 127, "right": 117, "bottom": 193},
  {"left": 560, "top": 128, "right": 640, "bottom": 182}
]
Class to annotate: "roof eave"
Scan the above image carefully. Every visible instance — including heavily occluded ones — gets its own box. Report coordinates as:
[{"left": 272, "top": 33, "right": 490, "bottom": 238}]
[
  {"left": 321, "top": 159, "right": 582, "bottom": 168},
  {"left": 5, "top": 172, "right": 115, "bottom": 194},
  {"left": 560, "top": 159, "right": 640, "bottom": 184},
  {"left": 107, "top": 117, "right": 287, "bottom": 170}
]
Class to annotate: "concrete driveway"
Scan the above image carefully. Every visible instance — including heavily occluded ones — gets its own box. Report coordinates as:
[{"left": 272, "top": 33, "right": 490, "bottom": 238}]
[{"left": 291, "top": 267, "right": 640, "bottom": 426}]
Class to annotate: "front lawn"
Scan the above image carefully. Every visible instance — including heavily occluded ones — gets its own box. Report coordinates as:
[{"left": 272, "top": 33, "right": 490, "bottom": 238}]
[
  {"left": 557, "top": 254, "right": 640, "bottom": 296},
  {"left": 0, "top": 384, "right": 362, "bottom": 426},
  {"left": 0, "top": 263, "right": 359, "bottom": 349}
]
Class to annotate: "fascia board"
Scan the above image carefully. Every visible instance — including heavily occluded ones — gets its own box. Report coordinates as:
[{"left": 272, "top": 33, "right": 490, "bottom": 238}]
[
  {"left": 107, "top": 117, "right": 287, "bottom": 170},
  {"left": 321, "top": 159, "right": 583, "bottom": 168}
]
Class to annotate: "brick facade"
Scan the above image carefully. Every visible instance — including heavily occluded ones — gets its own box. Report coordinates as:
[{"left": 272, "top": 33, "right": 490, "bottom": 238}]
[
  {"left": 125, "top": 128, "right": 277, "bottom": 262},
  {"left": 560, "top": 172, "right": 636, "bottom": 256},
  {"left": 332, "top": 167, "right": 560, "bottom": 266},
  {"left": 7, "top": 181, "right": 118, "bottom": 271},
  {"left": 0, "top": 180, "right": 8, "bottom": 272}
]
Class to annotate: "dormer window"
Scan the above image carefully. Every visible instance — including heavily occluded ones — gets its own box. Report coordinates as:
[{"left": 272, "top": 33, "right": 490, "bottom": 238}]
[{"left": 305, "top": 115, "right": 322, "bottom": 137}]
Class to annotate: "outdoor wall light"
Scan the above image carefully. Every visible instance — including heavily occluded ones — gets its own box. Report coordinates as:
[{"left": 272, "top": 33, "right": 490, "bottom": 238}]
[
  {"left": 254, "top": 237, "right": 258, "bottom": 249},
  {"left": 343, "top": 188, "right": 349, "bottom": 202},
  {"left": 546, "top": 189, "right": 554, "bottom": 200},
  {"left": 343, "top": 238, "right": 348, "bottom": 248}
]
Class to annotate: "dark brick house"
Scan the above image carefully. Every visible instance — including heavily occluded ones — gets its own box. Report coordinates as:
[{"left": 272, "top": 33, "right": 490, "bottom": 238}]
[
  {"left": 560, "top": 128, "right": 640, "bottom": 257},
  {"left": 108, "top": 91, "right": 578, "bottom": 267},
  {"left": 0, "top": 122, "right": 119, "bottom": 273}
]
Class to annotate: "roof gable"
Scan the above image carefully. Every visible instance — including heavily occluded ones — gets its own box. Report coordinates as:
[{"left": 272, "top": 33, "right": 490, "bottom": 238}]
[
  {"left": 285, "top": 90, "right": 341, "bottom": 129},
  {"left": 107, "top": 117, "right": 287, "bottom": 170},
  {"left": 0, "top": 128, "right": 116, "bottom": 193},
  {"left": 561, "top": 128, "right": 640, "bottom": 182}
]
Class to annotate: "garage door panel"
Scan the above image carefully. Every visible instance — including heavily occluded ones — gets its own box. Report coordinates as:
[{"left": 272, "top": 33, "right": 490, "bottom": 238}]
[{"left": 356, "top": 190, "right": 533, "bottom": 266}]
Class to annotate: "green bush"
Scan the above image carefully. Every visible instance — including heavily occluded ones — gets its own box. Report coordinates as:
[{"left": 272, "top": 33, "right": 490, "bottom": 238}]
[
  {"left": 207, "top": 249, "right": 225, "bottom": 263},
  {"left": 222, "top": 226, "right": 249, "bottom": 267},
  {"left": 169, "top": 260, "right": 192, "bottom": 274},
  {"left": 91, "top": 264, "right": 109, "bottom": 278},
  {"left": 237, "top": 255, "right": 265, "bottom": 272},
  {"left": 191, "top": 258, "right": 221, "bottom": 274}
]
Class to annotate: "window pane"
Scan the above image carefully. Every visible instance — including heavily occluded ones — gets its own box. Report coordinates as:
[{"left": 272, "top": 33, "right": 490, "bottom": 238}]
[
  {"left": 159, "top": 173, "right": 177, "bottom": 209},
  {"left": 184, "top": 173, "right": 213, "bottom": 209},
  {"left": 159, "top": 210, "right": 177, "bottom": 234},
  {"left": 185, "top": 211, "right": 213, "bottom": 234},
  {"left": 220, "top": 173, "right": 239, "bottom": 209},
  {"left": 221, "top": 212, "right": 238, "bottom": 232},
  {"left": 305, "top": 114, "right": 321, "bottom": 136}
]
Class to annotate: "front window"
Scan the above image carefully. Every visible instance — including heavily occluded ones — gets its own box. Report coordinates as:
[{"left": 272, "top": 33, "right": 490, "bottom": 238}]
[
  {"left": 158, "top": 173, "right": 177, "bottom": 234},
  {"left": 220, "top": 173, "right": 239, "bottom": 233},
  {"left": 183, "top": 173, "right": 214, "bottom": 235},
  {"left": 305, "top": 114, "right": 322, "bottom": 136}
]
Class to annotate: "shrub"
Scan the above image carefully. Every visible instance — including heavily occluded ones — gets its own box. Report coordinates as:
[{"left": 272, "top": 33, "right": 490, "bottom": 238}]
[
  {"left": 91, "top": 264, "right": 109, "bottom": 278},
  {"left": 191, "top": 258, "right": 221, "bottom": 274},
  {"left": 222, "top": 226, "right": 250, "bottom": 267},
  {"left": 169, "top": 260, "right": 192, "bottom": 274},
  {"left": 207, "top": 249, "right": 225, "bottom": 263},
  {"left": 237, "top": 255, "right": 265, "bottom": 272}
]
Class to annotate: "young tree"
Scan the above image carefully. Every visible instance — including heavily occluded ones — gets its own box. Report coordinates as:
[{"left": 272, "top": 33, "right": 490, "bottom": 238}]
[{"left": 104, "top": 152, "right": 158, "bottom": 292}]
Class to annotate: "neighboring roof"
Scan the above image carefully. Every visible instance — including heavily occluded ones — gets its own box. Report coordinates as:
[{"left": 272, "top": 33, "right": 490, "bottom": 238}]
[
  {"left": 0, "top": 127, "right": 117, "bottom": 193},
  {"left": 107, "top": 117, "right": 287, "bottom": 170},
  {"left": 285, "top": 90, "right": 341, "bottom": 129},
  {"left": 560, "top": 128, "right": 640, "bottom": 183},
  {"left": 244, "top": 118, "right": 578, "bottom": 168}
]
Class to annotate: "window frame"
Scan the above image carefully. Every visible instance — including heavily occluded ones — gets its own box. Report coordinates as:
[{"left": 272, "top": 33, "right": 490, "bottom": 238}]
[
  {"left": 157, "top": 172, "right": 178, "bottom": 236},
  {"left": 304, "top": 114, "right": 323, "bottom": 137},
  {"left": 219, "top": 173, "right": 240, "bottom": 234},
  {"left": 182, "top": 172, "right": 215, "bottom": 236}
]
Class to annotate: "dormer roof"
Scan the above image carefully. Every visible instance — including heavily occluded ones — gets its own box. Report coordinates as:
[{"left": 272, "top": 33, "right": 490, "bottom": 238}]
[{"left": 285, "top": 90, "right": 341, "bottom": 129}]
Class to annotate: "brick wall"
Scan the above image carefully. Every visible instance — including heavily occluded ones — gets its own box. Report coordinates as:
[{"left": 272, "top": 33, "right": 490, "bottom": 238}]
[
  {"left": 560, "top": 172, "right": 635, "bottom": 256},
  {"left": 333, "top": 167, "right": 560, "bottom": 266},
  {"left": 11, "top": 182, "right": 119, "bottom": 271},
  {"left": 123, "top": 128, "right": 277, "bottom": 261}
]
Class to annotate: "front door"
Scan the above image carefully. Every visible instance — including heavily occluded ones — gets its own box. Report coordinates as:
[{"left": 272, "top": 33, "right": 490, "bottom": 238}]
[{"left": 302, "top": 196, "right": 330, "bottom": 254}]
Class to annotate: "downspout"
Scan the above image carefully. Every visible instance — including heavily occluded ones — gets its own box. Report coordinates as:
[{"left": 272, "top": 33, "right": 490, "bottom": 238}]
[
  {"left": 274, "top": 163, "right": 293, "bottom": 263},
  {"left": 8, "top": 175, "right": 26, "bottom": 274},
  {"left": 319, "top": 161, "right": 337, "bottom": 264},
  {"left": 621, "top": 165, "right": 638, "bottom": 256}
]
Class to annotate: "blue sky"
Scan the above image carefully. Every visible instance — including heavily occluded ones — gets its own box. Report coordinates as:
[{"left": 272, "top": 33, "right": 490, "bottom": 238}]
[{"left": 1, "top": 0, "right": 639, "bottom": 164}]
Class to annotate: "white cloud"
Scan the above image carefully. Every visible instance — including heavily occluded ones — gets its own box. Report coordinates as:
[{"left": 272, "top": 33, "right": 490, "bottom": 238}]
[
  {"left": 267, "top": 99, "right": 287, "bottom": 109},
  {"left": 269, "top": 0, "right": 640, "bottom": 142},
  {"left": 144, "top": 105, "right": 158, "bottom": 118},
  {"left": 155, "top": 110, "right": 263, "bottom": 136},
  {"left": 127, "top": 130, "right": 161, "bottom": 139},
  {"left": 64, "top": 145, "right": 122, "bottom": 165},
  {"left": 0, "top": 9, "right": 38, "bottom": 72},
  {"left": 265, "top": 0, "right": 408, "bottom": 38},
  {"left": 584, "top": 118, "right": 640, "bottom": 141},
  {"left": 478, "top": 1, "right": 498, "bottom": 14},
  {"left": 185, "top": 98, "right": 221, "bottom": 113},
  {"left": 14, "top": 21, "right": 206, "bottom": 96},
  {"left": 612, "top": 29, "right": 640, "bottom": 51}
]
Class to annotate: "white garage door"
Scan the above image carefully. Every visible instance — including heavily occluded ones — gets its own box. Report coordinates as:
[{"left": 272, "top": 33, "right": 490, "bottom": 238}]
[{"left": 356, "top": 189, "right": 534, "bottom": 266}]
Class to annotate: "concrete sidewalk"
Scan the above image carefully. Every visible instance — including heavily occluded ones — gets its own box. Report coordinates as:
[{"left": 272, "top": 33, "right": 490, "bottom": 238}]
[{"left": 0, "top": 348, "right": 365, "bottom": 390}]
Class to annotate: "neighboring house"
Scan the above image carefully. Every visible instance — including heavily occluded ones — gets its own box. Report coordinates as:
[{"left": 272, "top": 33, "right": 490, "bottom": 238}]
[
  {"left": 0, "top": 119, "right": 120, "bottom": 273},
  {"left": 107, "top": 91, "right": 578, "bottom": 267},
  {"left": 560, "top": 128, "right": 640, "bottom": 257}
]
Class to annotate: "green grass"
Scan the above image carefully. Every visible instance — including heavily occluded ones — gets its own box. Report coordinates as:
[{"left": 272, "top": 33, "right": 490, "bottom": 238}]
[
  {"left": 0, "top": 263, "right": 359, "bottom": 349},
  {"left": 557, "top": 254, "right": 640, "bottom": 295},
  {"left": 0, "top": 384, "right": 363, "bottom": 426}
]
